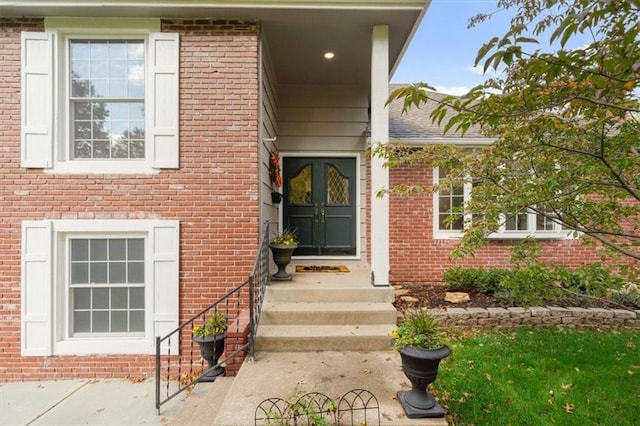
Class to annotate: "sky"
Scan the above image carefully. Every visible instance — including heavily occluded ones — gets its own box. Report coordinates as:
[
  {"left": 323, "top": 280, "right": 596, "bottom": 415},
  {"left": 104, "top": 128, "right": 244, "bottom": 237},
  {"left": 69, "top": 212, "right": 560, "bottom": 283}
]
[{"left": 391, "top": 0, "right": 513, "bottom": 95}]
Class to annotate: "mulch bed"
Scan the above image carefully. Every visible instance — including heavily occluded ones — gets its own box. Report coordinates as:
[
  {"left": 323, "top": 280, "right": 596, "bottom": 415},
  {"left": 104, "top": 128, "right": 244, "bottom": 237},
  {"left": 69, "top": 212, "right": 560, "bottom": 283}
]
[
  {"left": 392, "top": 282, "right": 500, "bottom": 311},
  {"left": 392, "top": 282, "right": 620, "bottom": 311}
]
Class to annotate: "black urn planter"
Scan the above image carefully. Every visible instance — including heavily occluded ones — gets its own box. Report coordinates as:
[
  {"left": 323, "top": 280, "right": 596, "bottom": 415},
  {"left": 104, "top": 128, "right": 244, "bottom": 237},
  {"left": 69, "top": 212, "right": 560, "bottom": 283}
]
[
  {"left": 193, "top": 334, "right": 226, "bottom": 382},
  {"left": 269, "top": 244, "right": 297, "bottom": 281},
  {"left": 397, "top": 345, "right": 450, "bottom": 418}
]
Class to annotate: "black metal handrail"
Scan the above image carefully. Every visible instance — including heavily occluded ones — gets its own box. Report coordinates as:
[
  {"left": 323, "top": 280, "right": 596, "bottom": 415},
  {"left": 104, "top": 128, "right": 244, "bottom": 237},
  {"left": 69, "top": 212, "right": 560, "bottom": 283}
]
[{"left": 155, "top": 222, "right": 271, "bottom": 413}]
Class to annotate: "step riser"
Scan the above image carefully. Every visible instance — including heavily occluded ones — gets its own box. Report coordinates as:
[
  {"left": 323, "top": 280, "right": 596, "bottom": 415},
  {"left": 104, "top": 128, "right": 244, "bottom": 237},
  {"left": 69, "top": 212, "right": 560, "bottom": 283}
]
[
  {"left": 261, "top": 309, "right": 397, "bottom": 325},
  {"left": 255, "top": 336, "right": 393, "bottom": 352},
  {"left": 267, "top": 287, "right": 394, "bottom": 303}
]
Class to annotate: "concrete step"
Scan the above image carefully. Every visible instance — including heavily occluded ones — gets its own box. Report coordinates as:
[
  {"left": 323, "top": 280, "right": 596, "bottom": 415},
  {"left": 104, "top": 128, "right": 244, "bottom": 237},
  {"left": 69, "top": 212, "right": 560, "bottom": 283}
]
[
  {"left": 255, "top": 324, "right": 395, "bottom": 351},
  {"left": 260, "top": 301, "right": 397, "bottom": 325},
  {"left": 266, "top": 284, "right": 394, "bottom": 303},
  {"left": 171, "top": 377, "right": 234, "bottom": 425}
]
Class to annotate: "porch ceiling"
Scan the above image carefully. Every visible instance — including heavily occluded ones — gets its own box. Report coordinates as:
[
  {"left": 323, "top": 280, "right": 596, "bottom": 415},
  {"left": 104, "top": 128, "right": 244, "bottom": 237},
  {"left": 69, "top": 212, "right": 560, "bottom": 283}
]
[{"left": 0, "top": 1, "right": 429, "bottom": 87}]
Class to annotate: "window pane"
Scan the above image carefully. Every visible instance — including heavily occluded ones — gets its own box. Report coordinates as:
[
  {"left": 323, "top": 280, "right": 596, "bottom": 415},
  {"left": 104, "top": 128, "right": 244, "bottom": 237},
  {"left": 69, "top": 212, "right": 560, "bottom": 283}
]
[
  {"left": 90, "top": 41, "right": 109, "bottom": 59},
  {"left": 71, "top": 239, "right": 89, "bottom": 261},
  {"left": 92, "top": 288, "right": 109, "bottom": 309},
  {"left": 128, "top": 262, "right": 144, "bottom": 283},
  {"left": 109, "top": 43, "right": 127, "bottom": 59},
  {"left": 327, "top": 165, "right": 349, "bottom": 205},
  {"left": 71, "top": 263, "right": 89, "bottom": 284},
  {"left": 74, "top": 288, "right": 91, "bottom": 309},
  {"left": 74, "top": 311, "right": 91, "bottom": 333},
  {"left": 90, "top": 262, "right": 107, "bottom": 283},
  {"left": 111, "top": 311, "right": 128, "bottom": 332},
  {"left": 90, "top": 239, "right": 107, "bottom": 260},
  {"left": 289, "top": 165, "right": 312, "bottom": 204},
  {"left": 70, "top": 41, "right": 90, "bottom": 59},
  {"left": 92, "top": 311, "right": 109, "bottom": 332},
  {"left": 128, "top": 239, "right": 144, "bottom": 260},
  {"left": 130, "top": 311, "right": 144, "bottom": 332},
  {"left": 111, "top": 288, "right": 128, "bottom": 309},
  {"left": 110, "top": 79, "right": 127, "bottom": 97},
  {"left": 109, "top": 239, "right": 126, "bottom": 260},
  {"left": 109, "top": 262, "right": 126, "bottom": 283},
  {"left": 505, "top": 213, "right": 528, "bottom": 231},
  {"left": 130, "top": 288, "right": 144, "bottom": 309}
]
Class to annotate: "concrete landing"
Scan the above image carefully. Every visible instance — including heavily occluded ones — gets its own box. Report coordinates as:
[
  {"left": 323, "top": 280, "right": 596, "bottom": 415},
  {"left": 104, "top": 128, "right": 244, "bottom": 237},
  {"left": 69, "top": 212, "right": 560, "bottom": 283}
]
[{"left": 210, "top": 351, "right": 448, "bottom": 426}]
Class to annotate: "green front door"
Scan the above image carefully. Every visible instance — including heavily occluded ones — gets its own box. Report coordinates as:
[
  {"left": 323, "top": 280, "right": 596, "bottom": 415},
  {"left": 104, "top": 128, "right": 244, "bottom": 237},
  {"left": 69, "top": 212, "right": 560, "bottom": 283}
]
[{"left": 283, "top": 157, "right": 357, "bottom": 256}]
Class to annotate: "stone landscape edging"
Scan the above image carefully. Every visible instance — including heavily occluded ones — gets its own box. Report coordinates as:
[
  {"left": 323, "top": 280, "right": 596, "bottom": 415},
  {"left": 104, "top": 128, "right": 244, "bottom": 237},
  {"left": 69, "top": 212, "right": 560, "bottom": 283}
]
[{"left": 426, "top": 306, "right": 640, "bottom": 330}]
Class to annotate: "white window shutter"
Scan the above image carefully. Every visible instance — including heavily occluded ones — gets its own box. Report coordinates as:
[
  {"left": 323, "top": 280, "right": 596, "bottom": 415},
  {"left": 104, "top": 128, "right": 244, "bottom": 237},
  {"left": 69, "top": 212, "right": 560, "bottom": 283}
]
[
  {"left": 21, "top": 32, "right": 53, "bottom": 168},
  {"left": 150, "top": 221, "right": 179, "bottom": 354},
  {"left": 148, "top": 33, "right": 179, "bottom": 169},
  {"left": 21, "top": 221, "right": 53, "bottom": 356}
]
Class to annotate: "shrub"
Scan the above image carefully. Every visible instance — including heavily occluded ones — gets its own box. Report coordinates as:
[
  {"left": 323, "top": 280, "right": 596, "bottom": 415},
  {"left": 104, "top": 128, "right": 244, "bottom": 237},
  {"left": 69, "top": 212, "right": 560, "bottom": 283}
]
[
  {"left": 497, "top": 265, "right": 563, "bottom": 307},
  {"left": 443, "top": 266, "right": 505, "bottom": 294}
]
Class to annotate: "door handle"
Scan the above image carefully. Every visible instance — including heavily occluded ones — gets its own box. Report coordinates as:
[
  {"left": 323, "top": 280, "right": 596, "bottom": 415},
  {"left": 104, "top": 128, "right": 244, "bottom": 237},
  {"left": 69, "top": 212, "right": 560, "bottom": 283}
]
[{"left": 320, "top": 203, "right": 325, "bottom": 223}]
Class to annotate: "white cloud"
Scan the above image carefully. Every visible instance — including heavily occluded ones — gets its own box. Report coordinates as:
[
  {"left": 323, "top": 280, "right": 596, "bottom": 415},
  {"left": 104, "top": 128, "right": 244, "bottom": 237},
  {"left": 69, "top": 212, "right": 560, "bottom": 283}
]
[{"left": 433, "top": 86, "right": 471, "bottom": 96}]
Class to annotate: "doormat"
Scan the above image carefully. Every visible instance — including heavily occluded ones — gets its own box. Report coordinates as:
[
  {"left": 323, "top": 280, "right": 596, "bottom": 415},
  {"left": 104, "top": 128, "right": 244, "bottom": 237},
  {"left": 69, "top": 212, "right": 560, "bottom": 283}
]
[{"left": 295, "top": 265, "right": 349, "bottom": 273}]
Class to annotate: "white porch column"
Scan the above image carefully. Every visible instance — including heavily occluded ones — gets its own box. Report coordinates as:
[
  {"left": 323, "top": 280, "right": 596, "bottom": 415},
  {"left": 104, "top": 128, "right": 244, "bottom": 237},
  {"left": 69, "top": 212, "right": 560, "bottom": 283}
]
[{"left": 370, "top": 25, "right": 389, "bottom": 286}]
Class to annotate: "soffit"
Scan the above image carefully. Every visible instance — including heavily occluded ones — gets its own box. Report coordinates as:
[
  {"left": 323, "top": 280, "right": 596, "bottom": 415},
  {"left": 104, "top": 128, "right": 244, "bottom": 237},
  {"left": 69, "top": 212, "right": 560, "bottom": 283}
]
[{"left": 0, "top": 1, "right": 428, "bottom": 86}]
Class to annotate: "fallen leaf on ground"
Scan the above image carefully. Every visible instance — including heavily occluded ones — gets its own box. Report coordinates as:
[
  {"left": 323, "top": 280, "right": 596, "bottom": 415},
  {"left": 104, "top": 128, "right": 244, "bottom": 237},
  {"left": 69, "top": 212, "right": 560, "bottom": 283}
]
[
  {"left": 561, "top": 383, "right": 573, "bottom": 390},
  {"left": 563, "top": 403, "right": 575, "bottom": 414}
]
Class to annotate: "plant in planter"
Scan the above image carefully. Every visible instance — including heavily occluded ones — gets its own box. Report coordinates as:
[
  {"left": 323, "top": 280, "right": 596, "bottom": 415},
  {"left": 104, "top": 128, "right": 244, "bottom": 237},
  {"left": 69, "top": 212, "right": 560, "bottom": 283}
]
[
  {"left": 269, "top": 228, "right": 298, "bottom": 281},
  {"left": 269, "top": 150, "right": 283, "bottom": 204},
  {"left": 192, "top": 312, "right": 227, "bottom": 382},
  {"left": 390, "top": 309, "right": 450, "bottom": 419}
]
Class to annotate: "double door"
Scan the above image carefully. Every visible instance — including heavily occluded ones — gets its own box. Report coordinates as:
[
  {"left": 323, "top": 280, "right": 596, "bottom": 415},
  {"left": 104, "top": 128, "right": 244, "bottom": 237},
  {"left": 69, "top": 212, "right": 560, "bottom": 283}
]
[{"left": 282, "top": 157, "right": 356, "bottom": 256}]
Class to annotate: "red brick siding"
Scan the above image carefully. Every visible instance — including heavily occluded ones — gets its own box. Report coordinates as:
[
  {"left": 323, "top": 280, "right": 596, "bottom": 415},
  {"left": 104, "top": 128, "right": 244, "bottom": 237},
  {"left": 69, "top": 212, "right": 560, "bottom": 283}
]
[
  {"left": 387, "top": 163, "right": 601, "bottom": 283},
  {"left": 0, "top": 18, "right": 259, "bottom": 381}
]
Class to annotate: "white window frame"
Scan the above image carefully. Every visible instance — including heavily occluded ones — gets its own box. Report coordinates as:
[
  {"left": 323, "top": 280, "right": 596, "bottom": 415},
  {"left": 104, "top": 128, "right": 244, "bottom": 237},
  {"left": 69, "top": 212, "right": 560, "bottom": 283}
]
[
  {"left": 433, "top": 167, "right": 570, "bottom": 240},
  {"left": 64, "top": 233, "right": 148, "bottom": 340},
  {"left": 21, "top": 18, "right": 179, "bottom": 173},
  {"left": 21, "top": 220, "right": 179, "bottom": 356}
]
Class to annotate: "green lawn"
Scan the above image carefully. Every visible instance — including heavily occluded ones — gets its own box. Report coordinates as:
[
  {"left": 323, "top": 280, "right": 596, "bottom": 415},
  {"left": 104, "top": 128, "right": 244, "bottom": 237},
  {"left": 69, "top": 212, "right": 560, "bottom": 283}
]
[{"left": 434, "top": 328, "right": 640, "bottom": 425}]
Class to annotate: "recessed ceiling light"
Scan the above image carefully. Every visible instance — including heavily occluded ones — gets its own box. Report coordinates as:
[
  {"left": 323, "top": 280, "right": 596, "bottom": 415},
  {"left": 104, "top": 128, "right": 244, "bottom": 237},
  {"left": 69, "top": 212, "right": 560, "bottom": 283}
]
[{"left": 324, "top": 51, "right": 335, "bottom": 60}]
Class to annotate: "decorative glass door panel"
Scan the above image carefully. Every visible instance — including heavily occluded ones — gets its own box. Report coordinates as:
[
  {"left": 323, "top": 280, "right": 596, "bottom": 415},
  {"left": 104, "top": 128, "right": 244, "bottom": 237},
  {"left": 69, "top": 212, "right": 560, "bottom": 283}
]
[{"left": 283, "top": 157, "right": 356, "bottom": 256}]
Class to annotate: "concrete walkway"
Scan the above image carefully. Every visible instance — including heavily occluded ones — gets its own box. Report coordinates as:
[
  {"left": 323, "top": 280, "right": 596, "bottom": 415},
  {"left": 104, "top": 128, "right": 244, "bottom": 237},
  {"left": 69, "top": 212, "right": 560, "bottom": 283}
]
[
  {"left": 0, "top": 378, "right": 183, "bottom": 425},
  {"left": 174, "top": 350, "right": 448, "bottom": 426}
]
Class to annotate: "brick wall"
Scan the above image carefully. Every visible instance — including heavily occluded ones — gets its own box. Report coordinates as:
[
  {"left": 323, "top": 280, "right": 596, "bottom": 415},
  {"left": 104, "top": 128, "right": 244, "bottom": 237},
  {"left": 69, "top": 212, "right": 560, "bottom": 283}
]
[
  {"left": 387, "top": 163, "right": 601, "bottom": 283},
  {"left": 0, "top": 18, "right": 260, "bottom": 380}
]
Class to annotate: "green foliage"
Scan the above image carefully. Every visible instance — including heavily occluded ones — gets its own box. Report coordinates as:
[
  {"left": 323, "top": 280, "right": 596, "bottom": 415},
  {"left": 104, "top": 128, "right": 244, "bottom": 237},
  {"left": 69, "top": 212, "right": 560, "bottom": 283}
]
[
  {"left": 391, "top": 309, "right": 446, "bottom": 351},
  {"left": 442, "top": 262, "right": 633, "bottom": 308},
  {"left": 270, "top": 228, "right": 298, "bottom": 246},
  {"left": 608, "top": 284, "right": 640, "bottom": 309},
  {"left": 192, "top": 312, "right": 227, "bottom": 338},
  {"left": 379, "top": 0, "right": 640, "bottom": 269},
  {"left": 438, "top": 328, "right": 640, "bottom": 425},
  {"left": 443, "top": 266, "right": 505, "bottom": 294},
  {"left": 498, "top": 264, "right": 563, "bottom": 307}
]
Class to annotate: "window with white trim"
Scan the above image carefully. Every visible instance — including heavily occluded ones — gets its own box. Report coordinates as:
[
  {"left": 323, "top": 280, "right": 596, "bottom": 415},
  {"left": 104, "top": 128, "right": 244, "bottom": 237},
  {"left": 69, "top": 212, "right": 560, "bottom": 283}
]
[
  {"left": 21, "top": 220, "right": 179, "bottom": 356},
  {"left": 434, "top": 167, "right": 567, "bottom": 239},
  {"left": 70, "top": 238, "right": 145, "bottom": 335},
  {"left": 21, "top": 19, "right": 179, "bottom": 173},
  {"left": 70, "top": 39, "right": 146, "bottom": 160}
]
